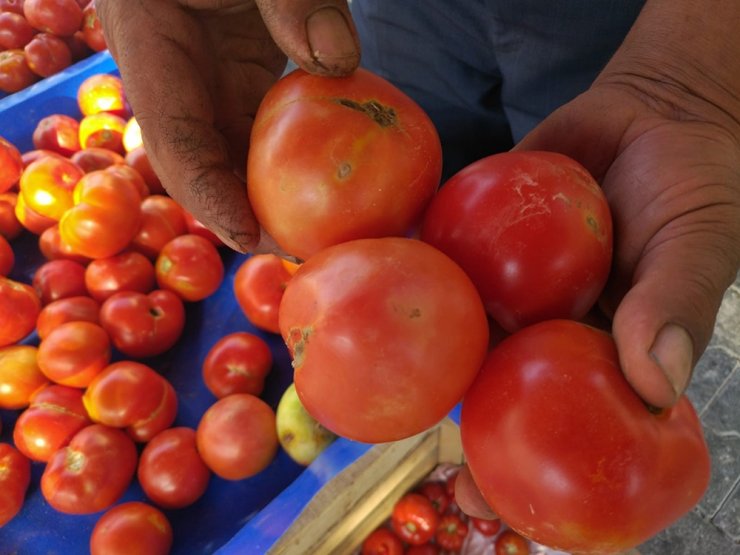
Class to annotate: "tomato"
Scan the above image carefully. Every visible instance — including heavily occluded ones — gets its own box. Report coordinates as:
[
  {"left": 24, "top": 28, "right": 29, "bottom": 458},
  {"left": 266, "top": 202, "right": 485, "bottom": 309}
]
[
  {"left": 126, "top": 378, "right": 177, "bottom": 443},
  {"left": 70, "top": 147, "right": 125, "bottom": 173},
  {"left": 77, "top": 73, "right": 128, "bottom": 118},
  {"left": 435, "top": 513, "right": 468, "bottom": 552},
  {"left": 99, "top": 289, "right": 185, "bottom": 358},
  {"left": 360, "top": 527, "right": 404, "bottom": 555},
  {"left": 0, "top": 192, "right": 22, "bottom": 239},
  {"left": 24, "top": 31, "right": 71, "bottom": 77},
  {"left": 137, "top": 427, "right": 211, "bottom": 509},
  {"left": 41, "top": 424, "right": 137, "bottom": 514},
  {"left": 391, "top": 492, "right": 440, "bottom": 546},
  {"left": 0, "top": 234, "right": 14, "bottom": 276},
  {"left": 247, "top": 67, "right": 442, "bottom": 261},
  {"left": 79, "top": 112, "right": 127, "bottom": 153},
  {"left": 0, "top": 11, "right": 35, "bottom": 50},
  {"left": 495, "top": 530, "right": 531, "bottom": 555},
  {"left": 104, "top": 162, "right": 149, "bottom": 199},
  {"left": 84, "top": 250, "right": 155, "bottom": 302},
  {"left": 0, "top": 136, "right": 23, "bottom": 194},
  {"left": 130, "top": 194, "right": 187, "bottom": 259},
  {"left": 38, "top": 224, "right": 90, "bottom": 263},
  {"left": 196, "top": 393, "right": 278, "bottom": 480},
  {"left": 183, "top": 209, "right": 224, "bottom": 247},
  {"left": 23, "top": 0, "right": 83, "bottom": 36},
  {"left": 20, "top": 154, "right": 84, "bottom": 220},
  {"left": 13, "top": 383, "right": 91, "bottom": 461},
  {"left": 279, "top": 237, "right": 489, "bottom": 443},
  {"left": 202, "top": 331, "right": 273, "bottom": 398},
  {"left": 0, "top": 49, "right": 37, "bottom": 93},
  {"left": 0, "top": 276, "right": 41, "bottom": 347},
  {"left": 416, "top": 481, "right": 450, "bottom": 515},
  {"left": 59, "top": 169, "right": 142, "bottom": 259},
  {"left": 37, "top": 321, "right": 110, "bottom": 387},
  {"left": 233, "top": 253, "right": 298, "bottom": 334},
  {"left": 155, "top": 234, "right": 224, "bottom": 302},
  {"left": 32, "top": 114, "right": 81, "bottom": 157},
  {"left": 461, "top": 320, "right": 711, "bottom": 554},
  {"left": 32, "top": 258, "right": 88, "bottom": 304},
  {"left": 125, "top": 146, "right": 165, "bottom": 194},
  {"left": 62, "top": 29, "right": 90, "bottom": 61},
  {"left": 421, "top": 151, "right": 613, "bottom": 333},
  {"left": 0, "top": 443, "right": 31, "bottom": 527},
  {"left": 471, "top": 516, "right": 502, "bottom": 536},
  {"left": 0, "top": 345, "right": 49, "bottom": 409},
  {"left": 80, "top": 1, "right": 106, "bottom": 52},
  {"left": 36, "top": 295, "right": 100, "bottom": 340},
  {"left": 14, "top": 190, "right": 56, "bottom": 234},
  {"left": 90, "top": 501, "right": 173, "bottom": 555},
  {"left": 0, "top": 0, "right": 25, "bottom": 14}
]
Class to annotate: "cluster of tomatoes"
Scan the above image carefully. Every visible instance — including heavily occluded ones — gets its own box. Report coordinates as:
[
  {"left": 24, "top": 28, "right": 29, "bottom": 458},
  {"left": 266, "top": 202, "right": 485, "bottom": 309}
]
[
  {"left": 360, "top": 467, "right": 533, "bottom": 555},
  {"left": 0, "top": 0, "right": 105, "bottom": 94},
  {"left": 0, "top": 72, "right": 301, "bottom": 553}
]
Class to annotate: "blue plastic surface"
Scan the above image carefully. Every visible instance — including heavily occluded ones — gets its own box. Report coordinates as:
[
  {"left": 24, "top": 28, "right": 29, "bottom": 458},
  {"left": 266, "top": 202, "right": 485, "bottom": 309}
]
[{"left": 0, "top": 52, "right": 374, "bottom": 554}]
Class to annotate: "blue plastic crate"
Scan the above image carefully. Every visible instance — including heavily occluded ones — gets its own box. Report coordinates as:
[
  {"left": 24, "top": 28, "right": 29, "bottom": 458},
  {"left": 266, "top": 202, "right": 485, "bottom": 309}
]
[{"left": 0, "top": 51, "right": 374, "bottom": 554}]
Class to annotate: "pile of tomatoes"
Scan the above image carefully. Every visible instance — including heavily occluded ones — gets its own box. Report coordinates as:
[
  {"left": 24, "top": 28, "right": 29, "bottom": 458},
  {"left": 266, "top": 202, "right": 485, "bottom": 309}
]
[{"left": 0, "top": 0, "right": 106, "bottom": 94}]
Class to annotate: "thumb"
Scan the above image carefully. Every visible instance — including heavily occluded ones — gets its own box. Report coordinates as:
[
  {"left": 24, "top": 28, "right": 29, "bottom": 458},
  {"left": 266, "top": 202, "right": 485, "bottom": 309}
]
[{"left": 255, "top": 0, "right": 360, "bottom": 76}]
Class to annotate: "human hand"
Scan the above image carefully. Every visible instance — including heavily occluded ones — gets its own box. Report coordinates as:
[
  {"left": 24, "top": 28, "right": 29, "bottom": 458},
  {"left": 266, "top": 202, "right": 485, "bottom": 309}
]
[{"left": 96, "top": 0, "right": 360, "bottom": 252}]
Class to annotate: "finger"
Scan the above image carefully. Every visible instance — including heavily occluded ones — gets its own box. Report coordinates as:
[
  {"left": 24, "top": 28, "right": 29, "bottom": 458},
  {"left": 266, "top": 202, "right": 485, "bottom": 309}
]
[
  {"left": 454, "top": 465, "right": 499, "bottom": 520},
  {"left": 254, "top": 0, "right": 360, "bottom": 76}
]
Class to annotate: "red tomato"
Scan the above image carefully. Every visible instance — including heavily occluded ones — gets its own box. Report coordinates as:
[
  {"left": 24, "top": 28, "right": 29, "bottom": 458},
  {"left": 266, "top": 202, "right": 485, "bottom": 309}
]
[
  {"left": 59, "top": 169, "right": 142, "bottom": 259},
  {"left": 20, "top": 154, "right": 84, "bottom": 220},
  {"left": 0, "top": 0, "right": 25, "bottom": 14},
  {"left": 32, "top": 258, "right": 88, "bottom": 304},
  {"left": 61, "top": 29, "right": 90, "bottom": 61},
  {"left": 196, "top": 393, "right": 278, "bottom": 480},
  {"left": 0, "top": 345, "right": 49, "bottom": 409},
  {"left": 0, "top": 49, "right": 37, "bottom": 93},
  {"left": 0, "top": 11, "right": 36, "bottom": 50},
  {"left": 36, "top": 295, "right": 100, "bottom": 340},
  {"left": 137, "top": 427, "right": 211, "bottom": 509},
  {"left": 279, "top": 237, "right": 489, "bottom": 443},
  {"left": 24, "top": 32, "right": 71, "bottom": 77},
  {"left": 421, "top": 151, "right": 613, "bottom": 333},
  {"left": 391, "top": 493, "right": 440, "bottom": 546},
  {"left": 0, "top": 192, "right": 22, "bottom": 239},
  {"left": 435, "top": 513, "right": 468, "bottom": 553},
  {"left": 79, "top": 112, "right": 127, "bottom": 153},
  {"left": 0, "top": 443, "right": 31, "bottom": 527},
  {"left": 125, "top": 146, "right": 164, "bottom": 194},
  {"left": 104, "top": 163, "right": 149, "bottom": 199},
  {"left": 38, "top": 224, "right": 90, "bottom": 263},
  {"left": 247, "top": 67, "right": 442, "bottom": 261},
  {"left": 495, "top": 530, "right": 531, "bottom": 555},
  {"left": 155, "top": 234, "right": 224, "bottom": 302},
  {"left": 77, "top": 73, "right": 127, "bottom": 118},
  {"left": 80, "top": 1, "right": 106, "bottom": 52},
  {"left": 99, "top": 289, "right": 185, "bottom": 358},
  {"left": 0, "top": 136, "right": 23, "bottom": 193},
  {"left": 70, "top": 147, "right": 125, "bottom": 173},
  {"left": 183, "top": 209, "right": 224, "bottom": 247},
  {"left": 0, "top": 234, "right": 13, "bottom": 276},
  {"left": 84, "top": 250, "right": 155, "bottom": 302},
  {"left": 14, "top": 190, "right": 56, "bottom": 234},
  {"left": 471, "top": 516, "right": 502, "bottom": 536},
  {"left": 129, "top": 194, "right": 187, "bottom": 259},
  {"left": 41, "top": 424, "right": 137, "bottom": 514},
  {"left": 21, "top": 148, "right": 64, "bottom": 167},
  {"left": 13, "top": 383, "right": 92, "bottom": 461},
  {"left": 233, "top": 253, "right": 299, "bottom": 334},
  {"left": 461, "top": 320, "right": 711, "bottom": 554},
  {"left": 202, "top": 331, "right": 273, "bottom": 398},
  {"left": 37, "top": 320, "right": 110, "bottom": 387},
  {"left": 23, "top": 0, "right": 83, "bottom": 36},
  {"left": 0, "top": 276, "right": 41, "bottom": 347},
  {"left": 127, "top": 379, "right": 177, "bottom": 443},
  {"left": 32, "top": 114, "right": 81, "bottom": 157},
  {"left": 90, "top": 501, "right": 172, "bottom": 555},
  {"left": 360, "top": 527, "right": 404, "bottom": 555},
  {"left": 416, "top": 481, "right": 450, "bottom": 515}
]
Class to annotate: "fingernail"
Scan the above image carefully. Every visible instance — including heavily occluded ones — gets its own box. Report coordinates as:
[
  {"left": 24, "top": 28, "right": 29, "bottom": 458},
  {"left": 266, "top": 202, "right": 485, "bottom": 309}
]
[
  {"left": 306, "top": 7, "right": 358, "bottom": 72},
  {"left": 649, "top": 324, "right": 693, "bottom": 401}
]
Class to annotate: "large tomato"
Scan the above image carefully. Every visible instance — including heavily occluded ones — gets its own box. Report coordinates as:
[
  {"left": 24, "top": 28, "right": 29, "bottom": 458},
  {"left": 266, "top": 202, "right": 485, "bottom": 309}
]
[
  {"left": 421, "top": 151, "right": 612, "bottom": 332},
  {"left": 0, "top": 276, "right": 41, "bottom": 347},
  {"left": 19, "top": 154, "right": 83, "bottom": 221},
  {"left": 84, "top": 250, "right": 156, "bottom": 303},
  {"left": 0, "top": 345, "right": 49, "bottom": 409},
  {"left": 247, "top": 67, "right": 442, "bottom": 261},
  {"left": 36, "top": 321, "right": 111, "bottom": 387},
  {"left": 461, "top": 319, "right": 711, "bottom": 554},
  {"left": 90, "top": 501, "right": 173, "bottom": 555},
  {"left": 155, "top": 233, "right": 224, "bottom": 302},
  {"left": 279, "top": 237, "right": 489, "bottom": 443},
  {"left": 36, "top": 295, "right": 100, "bottom": 340}
]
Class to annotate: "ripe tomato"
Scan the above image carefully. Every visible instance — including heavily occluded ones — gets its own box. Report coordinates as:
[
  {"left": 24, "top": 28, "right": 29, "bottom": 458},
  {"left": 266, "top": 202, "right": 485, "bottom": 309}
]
[
  {"left": 38, "top": 223, "right": 90, "bottom": 263},
  {"left": 0, "top": 345, "right": 49, "bottom": 409},
  {"left": 0, "top": 234, "right": 13, "bottom": 276},
  {"left": 77, "top": 73, "right": 128, "bottom": 118},
  {"left": 32, "top": 114, "right": 81, "bottom": 157},
  {"left": 0, "top": 192, "right": 22, "bottom": 239},
  {"left": 471, "top": 516, "right": 502, "bottom": 536},
  {"left": 0, "top": 276, "right": 41, "bottom": 347},
  {"left": 99, "top": 289, "right": 185, "bottom": 358},
  {"left": 14, "top": 190, "right": 56, "bottom": 234},
  {"left": 247, "top": 67, "right": 442, "bottom": 261},
  {"left": 36, "top": 295, "right": 100, "bottom": 340},
  {"left": 20, "top": 154, "right": 84, "bottom": 220},
  {"left": 196, "top": 393, "right": 278, "bottom": 480},
  {"left": 37, "top": 320, "right": 110, "bottom": 387},
  {"left": 0, "top": 136, "right": 23, "bottom": 193},
  {"left": 0, "top": 443, "right": 31, "bottom": 527},
  {"left": 90, "top": 501, "right": 173, "bottom": 555},
  {"left": 137, "top": 427, "right": 211, "bottom": 509},
  {"left": 202, "top": 331, "right": 272, "bottom": 398},
  {"left": 233, "top": 253, "right": 299, "bottom": 334},
  {"left": 0, "top": 11, "right": 36, "bottom": 50},
  {"left": 155, "top": 234, "right": 224, "bottom": 302},
  {"left": 421, "top": 151, "right": 612, "bottom": 333},
  {"left": 41, "top": 424, "right": 137, "bottom": 514},
  {"left": 23, "top": 0, "right": 83, "bottom": 36},
  {"left": 59, "top": 169, "right": 142, "bottom": 259},
  {"left": 183, "top": 209, "right": 224, "bottom": 247},
  {"left": 78, "top": 112, "right": 127, "bottom": 153},
  {"left": 0, "top": 49, "right": 37, "bottom": 93},
  {"left": 125, "top": 145, "right": 165, "bottom": 194},
  {"left": 70, "top": 147, "right": 125, "bottom": 173},
  {"left": 81, "top": 2, "right": 106, "bottom": 52},
  {"left": 416, "top": 481, "right": 451, "bottom": 515},
  {"left": 461, "top": 320, "right": 711, "bottom": 554},
  {"left": 279, "top": 237, "right": 489, "bottom": 443},
  {"left": 360, "top": 527, "right": 404, "bottom": 555},
  {"left": 435, "top": 513, "right": 468, "bottom": 552},
  {"left": 13, "top": 383, "right": 92, "bottom": 461},
  {"left": 24, "top": 31, "right": 71, "bottom": 77},
  {"left": 32, "top": 258, "right": 88, "bottom": 304},
  {"left": 494, "top": 530, "right": 531, "bottom": 555},
  {"left": 130, "top": 194, "right": 187, "bottom": 259},
  {"left": 84, "top": 250, "right": 155, "bottom": 302},
  {"left": 391, "top": 492, "right": 440, "bottom": 546},
  {"left": 104, "top": 162, "right": 149, "bottom": 199}
]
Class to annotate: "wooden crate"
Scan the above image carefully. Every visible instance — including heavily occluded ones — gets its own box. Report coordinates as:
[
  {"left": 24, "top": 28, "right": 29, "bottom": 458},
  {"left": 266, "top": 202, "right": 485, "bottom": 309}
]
[{"left": 268, "top": 417, "right": 464, "bottom": 555}]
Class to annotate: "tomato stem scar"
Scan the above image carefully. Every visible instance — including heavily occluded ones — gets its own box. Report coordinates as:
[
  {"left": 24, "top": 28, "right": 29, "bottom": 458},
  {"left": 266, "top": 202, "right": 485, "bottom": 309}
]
[{"left": 335, "top": 98, "right": 396, "bottom": 127}]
